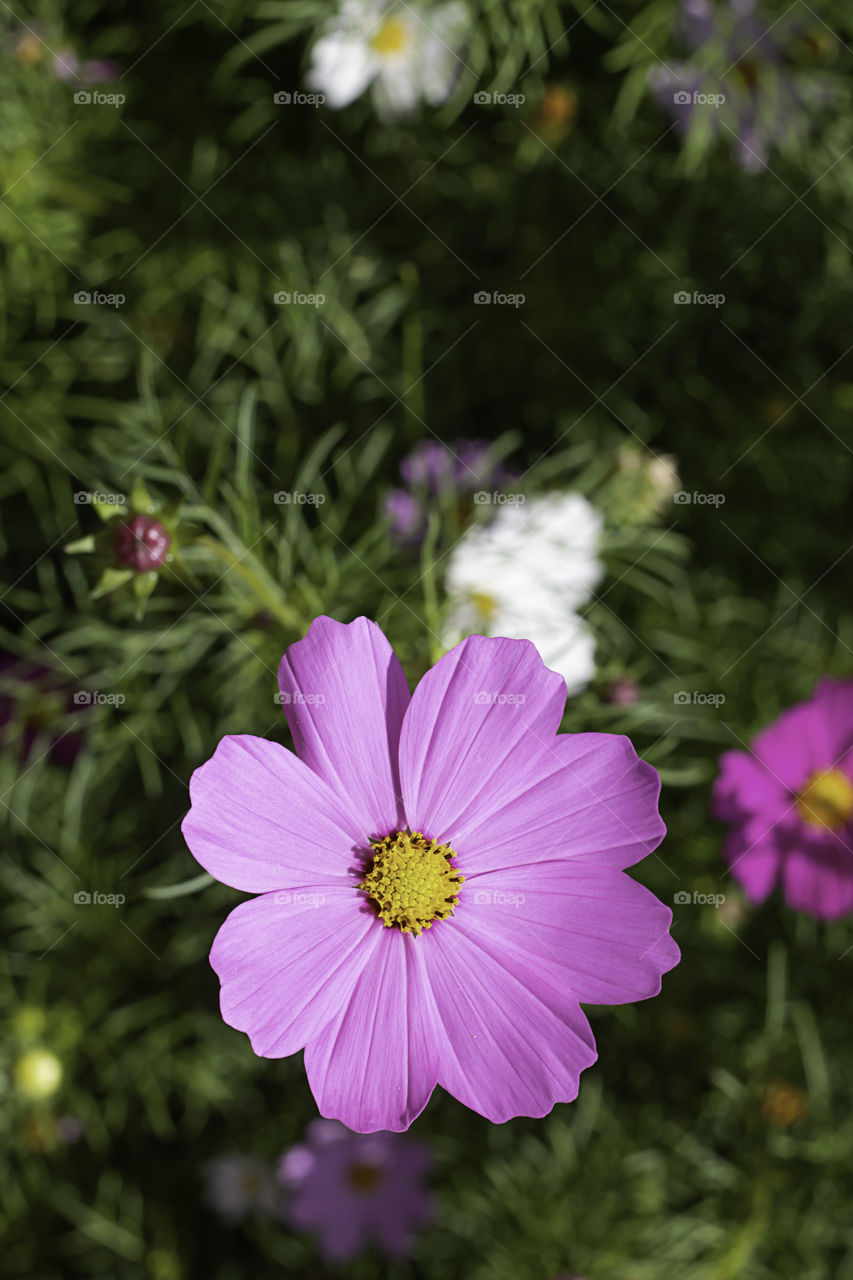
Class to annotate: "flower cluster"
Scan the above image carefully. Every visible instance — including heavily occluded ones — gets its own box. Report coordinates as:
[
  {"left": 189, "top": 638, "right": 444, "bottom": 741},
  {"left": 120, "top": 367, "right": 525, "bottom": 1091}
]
[
  {"left": 442, "top": 492, "right": 603, "bottom": 693},
  {"left": 183, "top": 616, "right": 678, "bottom": 1132}
]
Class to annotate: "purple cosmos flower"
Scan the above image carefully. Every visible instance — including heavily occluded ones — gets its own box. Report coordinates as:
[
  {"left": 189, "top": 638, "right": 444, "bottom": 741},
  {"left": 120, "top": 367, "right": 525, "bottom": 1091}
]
[
  {"left": 712, "top": 677, "right": 853, "bottom": 919},
  {"left": 385, "top": 439, "right": 512, "bottom": 542},
  {"left": 279, "top": 1119, "right": 431, "bottom": 1260},
  {"left": 649, "top": 0, "right": 832, "bottom": 171},
  {"left": 182, "top": 616, "right": 679, "bottom": 1131},
  {"left": 0, "top": 653, "right": 84, "bottom": 766},
  {"left": 114, "top": 515, "right": 171, "bottom": 572},
  {"left": 52, "top": 48, "right": 121, "bottom": 84}
]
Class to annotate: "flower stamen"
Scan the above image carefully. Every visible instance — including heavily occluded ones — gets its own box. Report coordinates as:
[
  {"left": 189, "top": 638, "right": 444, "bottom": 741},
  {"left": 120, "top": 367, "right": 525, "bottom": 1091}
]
[
  {"left": 358, "top": 830, "right": 464, "bottom": 935},
  {"left": 796, "top": 768, "right": 853, "bottom": 830}
]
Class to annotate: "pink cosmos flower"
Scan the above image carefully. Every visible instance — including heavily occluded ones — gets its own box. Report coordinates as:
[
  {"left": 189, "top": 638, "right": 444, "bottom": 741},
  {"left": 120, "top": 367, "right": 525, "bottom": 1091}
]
[
  {"left": 278, "top": 1119, "right": 431, "bottom": 1260},
  {"left": 712, "top": 677, "right": 853, "bottom": 919},
  {"left": 182, "top": 616, "right": 678, "bottom": 1132}
]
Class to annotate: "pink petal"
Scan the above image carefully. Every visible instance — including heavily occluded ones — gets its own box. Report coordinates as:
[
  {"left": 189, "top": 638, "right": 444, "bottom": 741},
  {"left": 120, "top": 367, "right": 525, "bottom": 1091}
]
[
  {"left": 419, "top": 920, "right": 598, "bottom": 1123},
  {"left": 399, "top": 635, "right": 567, "bottom": 840},
  {"left": 462, "top": 863, "right": 679, "bottom": 1005},
  {"left": 183, "top": 734, "right": 361, "bottom": 891},
  {"left": 303, "top": 928, "right": 439, "bottom": 1133},
  {"left": 723, "top": 826, "right": 782, "bottom": 904},
  {"left": 812, "top": 677, "right": 853, "bottom": 765},
  {"left": 712, "top": 749, "right": 787, "bottom": 823},
  {"left": 451, "top": 732, "right": 665, "bottom": 876},
  {"left": 753, "top": 703, "right": 823, "bottom": 789},
  {"left": 278, "top": 617, "right": 410, "bottom": 841},
  {"left": 211, "top": 886, "right": 371, "bottom": 1057},
  {"left": 780, "top": 830, "right": 853, "bottom": 920}
]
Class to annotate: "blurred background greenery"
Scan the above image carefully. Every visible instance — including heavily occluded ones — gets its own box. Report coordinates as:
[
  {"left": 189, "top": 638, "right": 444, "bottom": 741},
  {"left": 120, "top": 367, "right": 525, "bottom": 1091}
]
[{"left": 2, "top": 0, "right": 853, "bottom": 1276}]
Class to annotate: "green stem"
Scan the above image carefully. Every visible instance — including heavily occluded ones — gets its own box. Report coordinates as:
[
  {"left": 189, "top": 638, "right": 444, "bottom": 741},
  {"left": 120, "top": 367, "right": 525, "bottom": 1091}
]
[{"left": 196, "top": 536, "right": 303, "bottom": 632}]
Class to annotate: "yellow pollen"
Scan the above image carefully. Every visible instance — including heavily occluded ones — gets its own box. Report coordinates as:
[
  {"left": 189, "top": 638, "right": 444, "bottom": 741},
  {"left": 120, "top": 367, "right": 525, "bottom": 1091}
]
[
  {"left": 347, "top": 1161, "right": 382, "bottom": 1192},
  {"left": 358, "top": 830, "right": 464, "bottom": 935},
  {"left": 370, "top": 17, "right": 409, "bottom": 55},
  {"left": 470, "top": 591, "right": 497, "bottom": 621},
  {"left": 795, "top": 769, "right": 853, "bottom": 830}
]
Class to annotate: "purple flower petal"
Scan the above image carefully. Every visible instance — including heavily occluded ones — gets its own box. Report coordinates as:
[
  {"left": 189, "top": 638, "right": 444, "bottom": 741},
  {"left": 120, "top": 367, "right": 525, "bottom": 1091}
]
[
  {"left": 211, "top": 888, "right": 372, "bottom": 1057},
  {"left": 463, "top": 862, "right": 679, "bottom": 1005},
  {"left": 453, "top": 732, "right": 666, "bottom": 875},
  {"left": 419, "top": 918, "right": 598, "bottom": 1122},
  {"left": 723, "top": 826, "right": 782, "bottom": 903},
  {"left": 304, "top": 929, "right": 439, "bottom": 1133},
  {"left": 753, "top": 702, "right": 822, "bottom": 789},
  {"left": 183, "top": 734, "right": 360, "bottom": 891},
  {"left": 712, "top": 748, "right": 787, "bottom": 823},
  {"left": 399, "top": 635, "right": 566, "bottom": 841},
  {"left": 780, "top": 831, "right": 853, "bottom": 920},
  {"left": 811, "top": 677, "right": 853, "bottom": 763},
  {"left": 278, "top": 617, "right": 410, "bottom": 840}
]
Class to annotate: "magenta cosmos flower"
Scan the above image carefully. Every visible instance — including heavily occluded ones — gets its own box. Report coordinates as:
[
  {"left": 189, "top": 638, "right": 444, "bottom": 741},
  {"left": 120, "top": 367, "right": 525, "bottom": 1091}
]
[
  {"left": 182, "top": 616, "right": 678, "bottom": 1132},
  {"left": 279, "top": 1119, "right": 431, "bottom": 1260},
  {"left": 713, "top": 677, "right": 853, "bottom": 919}
]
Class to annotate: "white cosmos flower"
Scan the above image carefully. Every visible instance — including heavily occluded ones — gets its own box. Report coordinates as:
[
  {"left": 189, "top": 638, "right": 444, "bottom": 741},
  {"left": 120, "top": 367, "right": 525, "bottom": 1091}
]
[
  {"left": 307, "top": 0, "right": 468, "bottom": 119},
  {"left": 443, "top": 492, "right": 604, "bottom": 694}
]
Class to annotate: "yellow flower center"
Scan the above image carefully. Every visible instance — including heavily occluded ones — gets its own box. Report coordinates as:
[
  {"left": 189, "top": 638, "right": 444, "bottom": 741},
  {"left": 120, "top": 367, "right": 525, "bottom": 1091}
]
[
  {"left": 347, "top": 1161, "right": 382, "bottom": 1192},
  {"left": 470, "top": 590, "right": 497, "bottom": 620},
  {"left": 795, "top": 769, "right": 853, "bottom": 830},
  {"left": 370, "top": 16, "right": 409, "bottom": 56},
  {"left": 358, "top": 830, "right": 464, "bottom": 935}
]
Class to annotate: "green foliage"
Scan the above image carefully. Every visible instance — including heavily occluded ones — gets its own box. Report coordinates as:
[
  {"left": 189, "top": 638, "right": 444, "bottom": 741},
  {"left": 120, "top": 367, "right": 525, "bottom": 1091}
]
[{"left": 2, "top": 0, "right": 853, "bottom": 1277}]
